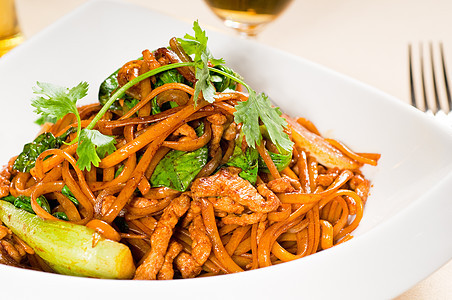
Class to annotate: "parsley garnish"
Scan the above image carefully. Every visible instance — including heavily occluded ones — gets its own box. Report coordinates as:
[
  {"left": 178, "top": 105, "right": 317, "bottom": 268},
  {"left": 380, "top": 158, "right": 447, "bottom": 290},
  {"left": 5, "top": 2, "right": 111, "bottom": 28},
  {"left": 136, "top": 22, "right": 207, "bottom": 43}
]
[
  {"left": 234, "top": 91, "right": 293, "bottom": 153},
  {"left": 179, "top": 21, "right": 293, "bottom": 152},
  {"left": 178, "top": 20, "right": 224, "bottom": 103},
  {"left": 207, "top": 67, "right": 293, "bottom": 153},
  {"left": 76, "top": 129, "right": 117, "bottom": 171},
  {"left": 29, "top": 21, "right": 292, "bottom": 171},
  {"left": 31, "top": 82, "right": 116, "bottom": 171}
]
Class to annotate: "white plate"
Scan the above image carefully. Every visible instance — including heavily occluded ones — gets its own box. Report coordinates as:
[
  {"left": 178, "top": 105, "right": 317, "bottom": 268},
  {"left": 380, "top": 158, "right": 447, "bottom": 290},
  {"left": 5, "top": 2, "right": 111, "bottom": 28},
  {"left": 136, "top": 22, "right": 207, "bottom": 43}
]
[{"left": 1, "top": 0, "right": 452, "bottom": 299}]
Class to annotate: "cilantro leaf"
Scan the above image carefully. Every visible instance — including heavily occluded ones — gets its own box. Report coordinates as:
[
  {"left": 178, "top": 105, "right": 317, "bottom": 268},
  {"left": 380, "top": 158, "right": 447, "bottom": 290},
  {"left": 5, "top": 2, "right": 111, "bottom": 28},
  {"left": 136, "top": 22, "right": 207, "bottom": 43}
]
[
  {"left": 178, "top": 21, "right": 225, "bottom": 103},
  {"left": 76, "top": 129, "right": 116, "bottom": 171},
  {"left": 31, "top": 81, "right": 84, "bottom": 120},
  {"left": 30, "top": 81, "right": 118, "bottom": 171},
  {"left": 67, "top": 81, "right": 89, "bottom": 102},
  {"left": 34, "top": 115, "right": 58, "bottom": 125},
  {"left": 195, "top": 57, "right": 216, "bottom": 103},
  {"left": 234, "top": 92, "right": 294, "bottom": 153}
]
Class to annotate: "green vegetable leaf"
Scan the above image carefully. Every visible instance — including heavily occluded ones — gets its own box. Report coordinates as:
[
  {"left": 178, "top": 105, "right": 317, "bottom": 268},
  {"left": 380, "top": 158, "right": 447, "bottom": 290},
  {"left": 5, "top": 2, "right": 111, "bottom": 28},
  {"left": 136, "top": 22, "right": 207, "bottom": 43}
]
[
  {"left": 99, "top": 70, "right": 123, "bottom": 111},
  {"left": 123, "top": 97, "right": 140, "bottom": 110},
  {"left": 211, "top": 65, "right": 240, "bottom": 92},
  {"left": 61, "top": 185, "right": 79, "bottom": 206},
  {"left": 150, "top": 146, "right": 208, "bottom": 192},
  {"left": 258, "top": 150, "right": 292, "bottom": 173},
  {"left": 226, "top": 144, "right": 259, "bottom": 184},
  {"left": 234, "top": 92, "right": 294, "bottom": 153},
  {"left": 2, "top": 194, "right": 50, "bottom": 215},
  {"left": 151, "top": 96, "right": 162, "bottom": 115},
  {"left": 52, "top": 211, "right": 69, "bottom": 221},
  {"left": 13, "top": 131, "right": 67, "bottom": 172},
  {"left": 155, "top": 69, "right": 186, "bottom": 87},
  {"left": 98, "top": 70, "right": 141, "bottom": 112},
  {"left": 76, "top": 129, "right": 116, "bottom": 171},
  {"left": 114, "top": 165, "right": 125, "bottom": 178}
]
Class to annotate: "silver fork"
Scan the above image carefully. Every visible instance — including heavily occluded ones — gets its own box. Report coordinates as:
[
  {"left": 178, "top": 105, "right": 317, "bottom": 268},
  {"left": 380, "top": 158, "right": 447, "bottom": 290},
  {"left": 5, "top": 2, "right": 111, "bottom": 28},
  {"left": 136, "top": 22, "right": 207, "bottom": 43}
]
[{"left": 408, "top": 42, "right": 452, "bottom": 123}]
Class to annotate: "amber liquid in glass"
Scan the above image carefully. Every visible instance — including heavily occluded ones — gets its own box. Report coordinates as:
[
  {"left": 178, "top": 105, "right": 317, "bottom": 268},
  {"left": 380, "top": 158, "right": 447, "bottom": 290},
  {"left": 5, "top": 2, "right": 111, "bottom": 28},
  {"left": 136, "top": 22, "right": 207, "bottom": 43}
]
[
  {"left": 204, "top": 0, "right": 293, "bottom": 37},
  {"left": 0, "top": 0, "right": 23, "bottom": 56}
]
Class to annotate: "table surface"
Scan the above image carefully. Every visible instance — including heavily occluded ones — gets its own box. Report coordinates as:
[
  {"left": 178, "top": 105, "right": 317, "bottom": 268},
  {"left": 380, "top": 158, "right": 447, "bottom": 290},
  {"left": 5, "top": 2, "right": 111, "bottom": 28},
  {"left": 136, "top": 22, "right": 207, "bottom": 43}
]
[{"left": 10, "top": 0, "right": 452, "bottom": 298}]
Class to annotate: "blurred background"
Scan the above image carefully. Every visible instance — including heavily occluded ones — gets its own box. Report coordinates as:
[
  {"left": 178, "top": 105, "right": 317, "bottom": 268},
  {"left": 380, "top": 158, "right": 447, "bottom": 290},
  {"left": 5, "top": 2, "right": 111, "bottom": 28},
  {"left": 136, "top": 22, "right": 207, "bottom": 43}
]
[
  {"left": 11, "top": 0, "right": 452, "bottom": 104},
  {"left": 4, "top": 0, "right": 452, "bottom": 298}
]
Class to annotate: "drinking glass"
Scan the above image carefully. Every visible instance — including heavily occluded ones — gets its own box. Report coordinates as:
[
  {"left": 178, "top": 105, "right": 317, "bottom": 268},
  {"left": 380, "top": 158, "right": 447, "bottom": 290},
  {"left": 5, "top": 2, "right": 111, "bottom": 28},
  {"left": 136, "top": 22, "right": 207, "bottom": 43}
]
[
  {"left": 204, "top": 0, "right": 293, "bottom": 38},
  {"left": 0, "top": 0, "right": 23, "bottom": 57}
]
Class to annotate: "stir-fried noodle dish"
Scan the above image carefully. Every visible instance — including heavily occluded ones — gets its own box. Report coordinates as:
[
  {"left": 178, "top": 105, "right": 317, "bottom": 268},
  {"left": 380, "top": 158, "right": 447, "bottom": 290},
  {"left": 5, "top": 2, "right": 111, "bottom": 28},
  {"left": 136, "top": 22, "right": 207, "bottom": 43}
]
[{"left": 0, "top": 22, "right": 379, "bottom": 280}]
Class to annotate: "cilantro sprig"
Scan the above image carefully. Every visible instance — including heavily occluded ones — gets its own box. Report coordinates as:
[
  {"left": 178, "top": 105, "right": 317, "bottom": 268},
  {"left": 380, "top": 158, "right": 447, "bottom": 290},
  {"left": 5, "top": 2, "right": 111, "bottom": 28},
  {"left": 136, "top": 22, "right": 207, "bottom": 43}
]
[
  {"left": 30, "top": 21, "right": 292, "bottom": 171},
  {"left": 177, "top": 20, "right": 224, "bottom": 103},
  {"left": 179, "top": 21, "right": 293, "bottom": 152},
  {"left": 31, "top": 82, "right": 116, "bottom": 171},
  {"left": 208, "top": 67, "right": 293, "bottom": 153},
  {"left": 30, "top": 63, "right": 192, "bottom": 171}
]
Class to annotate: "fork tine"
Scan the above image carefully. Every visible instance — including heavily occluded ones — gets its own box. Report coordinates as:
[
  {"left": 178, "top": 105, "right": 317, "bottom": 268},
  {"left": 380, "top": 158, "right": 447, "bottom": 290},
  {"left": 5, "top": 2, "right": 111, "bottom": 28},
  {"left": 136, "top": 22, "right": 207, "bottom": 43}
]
[
  {"left": 429, "top": 42, "right": 442, "bottom": 113},
  {"left": 420, "top": 43, "right": 428, "bottom": 112},
  {"left": 408, "top": 44, "right": 417, "bottom": 107},
  {"left": 439, "top": 42, "right": 452, "bottom": 111}
]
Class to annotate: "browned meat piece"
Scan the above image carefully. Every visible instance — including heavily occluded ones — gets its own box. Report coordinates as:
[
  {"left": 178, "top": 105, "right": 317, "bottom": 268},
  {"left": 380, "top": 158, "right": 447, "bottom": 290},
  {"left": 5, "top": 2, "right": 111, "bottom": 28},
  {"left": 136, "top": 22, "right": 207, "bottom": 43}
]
[
  {"left": 117, "top": 60, "right": 143, "bottom": 100},
  {"left": 207, "top": 113, "right": 227, "bottom": 125},
  {"left": 142, "top": 49, "right": 161, "bottom": 71},
  {"left": 256, "top": 219, "right": 268, "bottom": 244},
  {"left": 157, "top": 241, "right": 183, "bottom": 280},
  {"left": 189, "top": 213, "right": 212, "bottom": 265},
  {"left": 222, "top": 122, "right": 238, "bottom": 141},
  {"left": 355, "top": 180, "right": 370, "bottom": 203},
  {"left": 0, "top": 246, "right": 23, "bottom": 267},
  {"left": 129, "top": 197, "right": 158, "bottom": 208},
  {"left": 0, "top": 240, "right": 21, "bottom": 263},
  {"left": 348, "top": 174, "right": 370, "bottom": 203},
  {"left": 207, "top": 113, "right": 227, "bottom": 157},
  {"left": 100, "top": 195, "right": 117, "bottom": 216},
  {"left": 209, "top": 196, "right": 244, "bottom": 214},
  {"left": 172, "top": 123, "right": 197, "bottom": 140},
  {"left": 0, "top": 166, "right": 11, "bottom": 198},
  {"left": 317, "top": 167, "right": 340, "bottom": 187},
  {"left": 0, "top": 225, "right": 9, "bottom": 240},
  {"left": 316, "top": 174, "right": 335, "bottom": 187},
  {"left": 284, "top": 175, "right": 302, "bottom": 191},
  {"left": 154, "top": 47, "right": 196, "bottom": 83},
  {"left": 174, "top": 251, "right": 202, "bottom": 279},
  {"left": 256, "top": 184, "right": 280, "bottom": 211},
  {"left": 222, "top": 212, "right": 265, "bottom": 226},
  {"left": 192, "top": 167, "right": 280, "bottom": 214},
  {"left": 134, "top": 194, "right": 190, "bottom": 280},
  {"left": 267, "top": 176, "right": 296, "bottom": 193},
  {"left": 209, "top": 124, "right": 224, "bottom": 157},
  {"left": 182, "top": 201, "right": 212, "bottom": 265}
]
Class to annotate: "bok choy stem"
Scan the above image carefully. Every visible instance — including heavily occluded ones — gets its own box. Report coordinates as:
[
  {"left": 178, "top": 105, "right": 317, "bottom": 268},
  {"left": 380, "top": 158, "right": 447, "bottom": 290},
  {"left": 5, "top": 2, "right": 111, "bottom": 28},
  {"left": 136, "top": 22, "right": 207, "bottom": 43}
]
[{"left": 0, "top": 200, "right": 135, "bottom": 279}]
